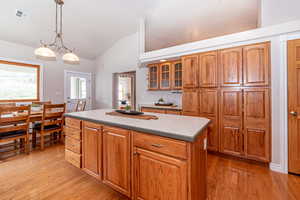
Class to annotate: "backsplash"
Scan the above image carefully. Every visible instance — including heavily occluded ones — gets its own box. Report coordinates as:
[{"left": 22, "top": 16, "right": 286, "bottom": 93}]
[{"left": 136, "top": 67, "right": 182, "bottom": 106}]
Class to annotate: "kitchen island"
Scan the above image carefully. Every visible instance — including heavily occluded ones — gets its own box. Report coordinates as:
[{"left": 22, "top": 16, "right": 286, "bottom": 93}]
[{"left": 64, "top": 109, "right": 210, "bottom": 200}]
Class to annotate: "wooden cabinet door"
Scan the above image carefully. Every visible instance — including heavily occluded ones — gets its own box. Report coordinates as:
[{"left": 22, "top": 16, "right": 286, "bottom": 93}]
[
  {"left": 288, "top": 39, "right": 300, "bottom": 174},
  {"left": 182, "top": 55, "right": 199, "bottom": 88},
  {"left": 182, "top": 89, "right": 199, "bottom": 116},
  {"left": 199, "top": 89, "right": 219, "bottom": 151},
  {"left": 160, "top": 62, "right": 172, "bottom": 90},
  {"left": 199, "top": 51, "right": 218, "bottom": 87},
  {"left": 243, "top": 43, "right": 270, "bottom": 87},
  {"left": 82, "top": 125, "right": 101, "bottom": 179},
  {"left": 219, "top": 47, "right": 243, "bottom": 87},
  {"left": 103, "top": 127, "right": 131, "bottom": 197},
  {"left": 172, "top": 61, "right": 183, "bottom": 90},
  {"left": 133, "top": 148, "right": 187, "bottom": 200},
  {"left": 148, "top": 64, "right": 160, "bottom": 90},
  {"left": 243, "top": 88, "right": 270, "bottom": 162},
  {"left": 220, "top": 88, "right": 244, "bottom": 156}
]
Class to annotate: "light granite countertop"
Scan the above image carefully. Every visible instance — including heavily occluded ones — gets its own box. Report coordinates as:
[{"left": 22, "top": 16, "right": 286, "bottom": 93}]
[
  {"left": 65, "top": 109, "right": 210, "bottom": 142},
  {"left": 139, "top": 104, "right": 182, "bottom": 111}
]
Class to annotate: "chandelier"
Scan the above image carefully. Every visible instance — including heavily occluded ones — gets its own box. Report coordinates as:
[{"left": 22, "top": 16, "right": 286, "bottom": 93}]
[{"left": 34, "top": 0, "right": 80, "bottom": 64}]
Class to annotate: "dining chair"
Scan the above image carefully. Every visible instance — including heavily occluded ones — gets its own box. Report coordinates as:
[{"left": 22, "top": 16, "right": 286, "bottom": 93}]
[
  {"left": 33, "top": 103, "right": 65, "bottom": 150},
  {"left": 0, "top": 105, "right": 31, "bottom": 157},
  {"left": 75, "top": 100, "right": 86, "bottom": 112},
  {"left": 0, "top": 103, "right": 17, "bottom": 114},
  {"left": 31, "top": 101, "right": 51, "bottom": 110}
]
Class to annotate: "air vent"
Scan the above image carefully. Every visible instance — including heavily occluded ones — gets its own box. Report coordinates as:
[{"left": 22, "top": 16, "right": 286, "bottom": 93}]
[{"left": 16, "top": 9, "right": 25, "bottom": 17}]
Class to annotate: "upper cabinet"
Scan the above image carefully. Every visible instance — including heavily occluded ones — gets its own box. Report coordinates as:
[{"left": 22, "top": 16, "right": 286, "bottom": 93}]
[
  {"left": 172, "top": 61, "right": 183, "bottom": 90},
  {"left": 199, "top": 51, "right": 218, "bottom": 88},
  {"left": 182, "top": 55, "right": 199, "bottom": 88},
  {"left": 148, "top": 64, "right": 160, "bottom": 90},
  {"left": 160, "top": 62, "right": 172, "bottom": 90},
  {"left": 148, "top": 60, "right": 182, "bottom": 90},
  {"left": 219, "top": 47, "right": 243, "bottom": 87},
  {"left": 243, "top": 42, "right": 270, "bottom": 87}
]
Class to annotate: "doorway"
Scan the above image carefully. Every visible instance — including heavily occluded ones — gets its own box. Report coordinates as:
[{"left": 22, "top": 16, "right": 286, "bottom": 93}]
[
  {"left": 113, "top": 71, "right": 136, "bottom": 110},
  {"left": 64, "top": 70, "right": 92, "bottom": 112},
  {"left": 288, "top": 39, "right": 300, "bottom": 174}
]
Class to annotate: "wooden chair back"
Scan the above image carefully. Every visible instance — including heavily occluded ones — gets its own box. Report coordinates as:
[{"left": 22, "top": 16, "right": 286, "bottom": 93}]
[
  {"left": 32, "top": 101, "right": 51, "bottom": 106},
  {"left": 0, "top": 103, "right": 17, "bottom": 114},
  {"left": 75, "top": 100, "right": 86, "bottom": 112},
  {"left": 41, "top": 104, "right": 66, "bottom": 130},
  {"left": 0, "top": 106, "right": 31, "bottom": 135}
]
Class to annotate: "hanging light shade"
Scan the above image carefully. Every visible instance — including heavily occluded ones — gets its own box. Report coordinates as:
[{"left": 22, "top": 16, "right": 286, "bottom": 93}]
[
  {"left": 34, "top": 0, "right": 80, "bottom": 64},
  {"left": 63, "top": 52, "right": 80, "bottom": 64},
  {"left": 34, "top": 46, "right": 56, "bottom": 61}
]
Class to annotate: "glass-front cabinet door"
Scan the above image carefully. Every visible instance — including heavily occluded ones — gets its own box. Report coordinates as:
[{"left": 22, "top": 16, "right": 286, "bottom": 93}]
[
  {"left": 172, "top": 61, "right": 182, "bottom": 90},
  {"left": 160, "top": 62, "right": 171, "bottom": 90},
  {"left": 148, "top": 64, "right": 159, "bottom": 90}
]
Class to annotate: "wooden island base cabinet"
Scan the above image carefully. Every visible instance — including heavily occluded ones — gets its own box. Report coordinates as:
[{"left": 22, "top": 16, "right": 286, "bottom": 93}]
[{"left": 65, "top": 117, "right": 208, "bottom": 200}]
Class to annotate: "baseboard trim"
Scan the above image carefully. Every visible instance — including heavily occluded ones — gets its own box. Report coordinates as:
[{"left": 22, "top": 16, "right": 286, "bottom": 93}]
[{"left": 270, "top": 162, "right": 287, "bottom": 174}]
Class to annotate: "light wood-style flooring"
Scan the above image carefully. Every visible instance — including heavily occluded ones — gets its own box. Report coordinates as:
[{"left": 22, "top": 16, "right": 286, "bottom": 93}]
[{"left": 0, "top": 145, "right": 299, "bottom": 200}]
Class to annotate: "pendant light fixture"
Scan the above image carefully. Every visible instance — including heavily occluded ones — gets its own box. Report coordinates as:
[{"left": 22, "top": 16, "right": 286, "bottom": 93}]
[{"left": 34, "top": 0, "right": 80, "bottom": 64}]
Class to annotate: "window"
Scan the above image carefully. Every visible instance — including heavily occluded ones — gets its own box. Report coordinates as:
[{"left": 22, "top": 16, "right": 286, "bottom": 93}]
[
  {"left": 0, "top": 60, "right": 40, "bottom": 102},
  {"left": 70, "top": 77, "right": 87, "bottom": 99}
]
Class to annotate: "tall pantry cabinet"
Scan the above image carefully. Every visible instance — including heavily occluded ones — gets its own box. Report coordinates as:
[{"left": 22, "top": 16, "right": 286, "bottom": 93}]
[{"left": 182, "top": 42, "right": 271, "bottom": 163}]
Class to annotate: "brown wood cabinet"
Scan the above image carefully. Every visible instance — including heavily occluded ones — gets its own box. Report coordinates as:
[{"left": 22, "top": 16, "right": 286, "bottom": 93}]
[
  {"left": 182, "top": 55, "right": 199, "bottom": 88},
  {"left": 220, "top": 88, "right": 244, "bottom": 156},
  {"left": 148, "top": 64, "right": 160, "bottom": 90},
  {"left": 219, "top": 47, "right": 243, "bottom": 87},
  {"left": 243, "top": 88, "right": 270, "bottom": 162},
  {"left": 102, "top": 126, "right": 131, "bottom": 197},
  {"left": 148, "top": 60, "right": 182, "bottom": 90},
  {"left": 243, "top": 43, "right": 270, "bottom": 87},
  {"left": 66, "top": 117, "right": 208, "bottom": 200},
  {"left": 172, "top": 61, "right": 183, "bottom": 89},
  {"left": 82, "top": 121, "right": 102, "bottom": 179},
  {"left": 160, "top": 62, "right": 172, "bottom": 90},
  {"left": 199, "top": 51, "right": 218, "bottom": 88},
  {"left": 182, "top": 89, "right": 199, "bottom": 116},
  {"left": 141, "top": 107, "right": 181, "bottom": 115},
  {"left": 181, "top": 42, "right": 271, "bottom": 163},
  {"left": 133, "top": 148, "right": 187, "bottom": 200},
  {"left": 65, "top": 118, "right": 82, "bottom": 168},
  {"left": 199, "top": 89, "right": 219, "bottom": 151}
]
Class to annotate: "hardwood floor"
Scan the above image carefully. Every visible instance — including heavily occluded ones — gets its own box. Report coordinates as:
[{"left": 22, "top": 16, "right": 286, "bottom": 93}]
[{"left": 0, "top": 145, "right": 299, "bottom": 200}]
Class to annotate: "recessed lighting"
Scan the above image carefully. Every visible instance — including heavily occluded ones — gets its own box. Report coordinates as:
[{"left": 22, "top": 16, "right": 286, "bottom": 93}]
[{"left": 160, "top": 59, "right": 167, "bottom": 62}]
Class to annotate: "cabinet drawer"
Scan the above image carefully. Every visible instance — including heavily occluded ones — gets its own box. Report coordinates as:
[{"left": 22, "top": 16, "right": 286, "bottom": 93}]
[
  {"left": 65, "top": 118, "right": 82, "bottom": 130},
  {"left": 64, "top": 126, "right": 81, "bottom": 140},
  {"left": 65, "top": 149, "right": 81, "bottom": 168},
  {"left": 65, "top": 136, "right": 81, "bottom": 154},
  {"left": 133, "top": 132, "right": 188, "bottom": 159},
  {"left": 83, "top": 121, "right": 102, "bottom": 130}
]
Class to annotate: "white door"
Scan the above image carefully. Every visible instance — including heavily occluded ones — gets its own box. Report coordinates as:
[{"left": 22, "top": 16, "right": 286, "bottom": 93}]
[{"left": 64, "top": 70, "right": 92, "bottom": 112}]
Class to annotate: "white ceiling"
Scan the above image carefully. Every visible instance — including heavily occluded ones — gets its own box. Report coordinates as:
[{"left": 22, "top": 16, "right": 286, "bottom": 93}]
[
  {"left": 0, "top": 0, "right": 259, "bottom": 59},
  {"left": 145, "top": 0, "right": 259, "bottom": 51}
]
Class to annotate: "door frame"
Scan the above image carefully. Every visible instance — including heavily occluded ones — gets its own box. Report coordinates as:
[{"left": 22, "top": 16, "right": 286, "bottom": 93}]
[
  {"left": 64, "top": 70, "right": 93, "bottom": 110},
  {"left": 280, "top": 32, "right": 300, "bottom": 174}
]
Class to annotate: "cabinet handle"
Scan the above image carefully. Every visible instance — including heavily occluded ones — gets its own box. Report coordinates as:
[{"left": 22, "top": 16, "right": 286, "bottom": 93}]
[
  {"left": 151, "top": 144, "right": 164, "bottom": 148},
  {"left": 85, "top": 127, "right": 99, "bottom": 131}
]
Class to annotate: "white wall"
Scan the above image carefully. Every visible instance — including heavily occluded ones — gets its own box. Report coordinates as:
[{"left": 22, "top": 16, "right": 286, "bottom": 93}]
[
  {"left": 0, "top": 40, "right": 96, "bottom": 107},
  {"left": 95, "top": 33, "right": 182, "bottom": 109},
  {"left": 261, "top": 0, "right": 300, "bottom": 27}
]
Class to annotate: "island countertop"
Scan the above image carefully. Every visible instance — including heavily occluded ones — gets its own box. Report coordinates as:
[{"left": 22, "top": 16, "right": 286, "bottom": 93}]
[{"left": 64, "top": 109, "right": 210, "bottom": 142}]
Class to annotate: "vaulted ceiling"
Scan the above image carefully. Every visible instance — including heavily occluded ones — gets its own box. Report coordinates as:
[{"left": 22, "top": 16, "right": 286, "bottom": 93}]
[{"left": 0, "top": 0, "right": 259, "bottom": 59}]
